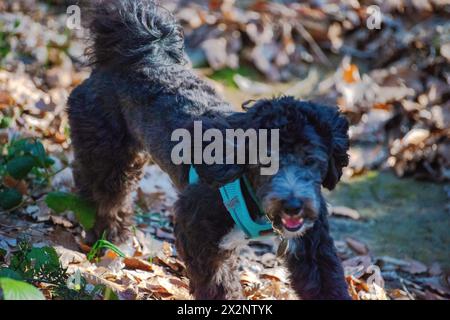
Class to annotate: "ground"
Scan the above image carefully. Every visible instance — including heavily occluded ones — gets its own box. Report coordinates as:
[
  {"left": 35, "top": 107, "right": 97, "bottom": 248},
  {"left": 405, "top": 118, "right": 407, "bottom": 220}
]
[{"left": 0, "top": 0, "right": 449, "bottom": 300}]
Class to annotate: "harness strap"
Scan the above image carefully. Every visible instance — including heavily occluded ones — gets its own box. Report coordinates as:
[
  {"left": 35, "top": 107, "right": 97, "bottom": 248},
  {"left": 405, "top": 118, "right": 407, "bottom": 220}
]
[{"left": 188, "top": 166, "right": 273, "bottom": 238}]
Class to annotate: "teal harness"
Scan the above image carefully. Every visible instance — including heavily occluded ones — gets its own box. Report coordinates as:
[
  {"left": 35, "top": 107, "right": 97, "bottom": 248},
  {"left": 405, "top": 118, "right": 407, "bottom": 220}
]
[{"left": 188, "top": 166, "right": 273, "bottom": 239}]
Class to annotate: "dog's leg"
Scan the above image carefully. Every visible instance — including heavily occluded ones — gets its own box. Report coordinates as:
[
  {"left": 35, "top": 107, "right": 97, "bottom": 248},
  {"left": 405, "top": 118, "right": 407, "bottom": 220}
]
[
  {"left": 73, "top": 150, "right": 148, "bottom": 243},
  {"left": 284, "top": 219, "right": 350, "bottom": 300},
  {"left": 69, "top": 81, "right": 150, "bottom": 243},
  {"left": 174, "top": 184, "right": 244, "bottom": 300},
  {"left": 179, "top": 244, "right": 243, "bottom": 300}
]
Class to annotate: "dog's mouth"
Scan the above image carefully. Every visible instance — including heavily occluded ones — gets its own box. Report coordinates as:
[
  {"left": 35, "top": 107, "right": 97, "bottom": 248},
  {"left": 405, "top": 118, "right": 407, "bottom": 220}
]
[{"left": 281, "top": 213, "right": 304, "bottom": 232}]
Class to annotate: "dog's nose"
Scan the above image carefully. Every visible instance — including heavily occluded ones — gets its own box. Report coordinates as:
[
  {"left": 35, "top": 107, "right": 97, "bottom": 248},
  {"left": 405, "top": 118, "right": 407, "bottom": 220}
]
[{"left": 282, "top": 199, "right": 304, "bottom": 216}]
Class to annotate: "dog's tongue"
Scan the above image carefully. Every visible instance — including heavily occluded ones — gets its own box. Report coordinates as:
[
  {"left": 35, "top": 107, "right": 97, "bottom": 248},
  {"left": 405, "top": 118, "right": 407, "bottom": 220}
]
[{"left": 282, "top": 215, "right": 303, "bottom": 229}]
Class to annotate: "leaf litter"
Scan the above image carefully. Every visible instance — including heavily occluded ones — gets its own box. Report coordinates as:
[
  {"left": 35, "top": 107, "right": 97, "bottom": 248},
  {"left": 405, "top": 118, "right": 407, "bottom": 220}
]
[{"left": 0, "top": 0, "right": 449, "bottom": 300}]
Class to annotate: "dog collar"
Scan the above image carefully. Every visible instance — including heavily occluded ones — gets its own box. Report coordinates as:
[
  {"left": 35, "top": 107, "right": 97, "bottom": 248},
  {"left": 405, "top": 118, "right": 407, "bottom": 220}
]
[{"left": 188, "top": 166, "right": 273, "bottom": 238}]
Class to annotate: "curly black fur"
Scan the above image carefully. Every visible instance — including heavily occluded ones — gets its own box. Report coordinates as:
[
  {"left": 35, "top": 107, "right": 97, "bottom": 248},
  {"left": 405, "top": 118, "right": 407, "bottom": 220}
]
[
  {"left": 227, "top": 97, "right": 350, "bottom": 190},
  {"left": 68, "top": 0, "right": 351, "bottom": 299},
  {"left": 85, "top": 0, "right": 186, "bottom": 69}
]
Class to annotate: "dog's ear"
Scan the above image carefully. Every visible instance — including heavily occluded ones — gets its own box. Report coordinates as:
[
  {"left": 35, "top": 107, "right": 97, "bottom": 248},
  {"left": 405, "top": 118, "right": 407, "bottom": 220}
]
[{"left": 321, "top": 109, "right": 350, "bottom": 190}]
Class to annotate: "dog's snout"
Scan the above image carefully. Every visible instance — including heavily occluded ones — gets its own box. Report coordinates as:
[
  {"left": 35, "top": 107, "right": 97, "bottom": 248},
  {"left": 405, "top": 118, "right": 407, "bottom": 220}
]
[{"left": 282, "top": 198, "right": 304, "bottom": 216}]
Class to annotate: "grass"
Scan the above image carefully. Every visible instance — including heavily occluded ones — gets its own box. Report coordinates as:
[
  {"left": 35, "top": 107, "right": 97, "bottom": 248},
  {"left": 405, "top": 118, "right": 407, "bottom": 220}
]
[{"left": 208, "top": 65, "right": 262, "bottom": 88}]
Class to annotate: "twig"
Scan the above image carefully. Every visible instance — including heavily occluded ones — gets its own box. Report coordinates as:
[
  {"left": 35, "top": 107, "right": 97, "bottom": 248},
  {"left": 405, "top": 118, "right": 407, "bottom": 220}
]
[
  {"left": 399, "top": 277, "right": 415, "bottom": 300},
  {"left": 295, "top": 23, "right": 332, "bottom": 67}
]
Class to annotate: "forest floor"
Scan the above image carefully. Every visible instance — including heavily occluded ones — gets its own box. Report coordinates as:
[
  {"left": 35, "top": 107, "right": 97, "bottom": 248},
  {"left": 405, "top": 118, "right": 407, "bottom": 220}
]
[{"left": 0, "top": 1, "right": 449, "bottom": 300}]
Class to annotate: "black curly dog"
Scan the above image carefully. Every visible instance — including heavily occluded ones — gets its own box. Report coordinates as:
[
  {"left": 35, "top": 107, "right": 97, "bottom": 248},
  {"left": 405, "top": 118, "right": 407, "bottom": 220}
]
[{"left": 68, "top": 0, "right": 350, "bottom": 300}]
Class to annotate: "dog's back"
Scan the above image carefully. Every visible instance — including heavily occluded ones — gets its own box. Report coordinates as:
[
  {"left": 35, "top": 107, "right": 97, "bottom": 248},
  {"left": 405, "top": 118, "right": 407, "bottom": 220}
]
[
  {"left": 67, "top": 0, "right": 237, "bottom": 244},
  {"left": 68, "top": 0, "right": 235, "bottom": 184}
]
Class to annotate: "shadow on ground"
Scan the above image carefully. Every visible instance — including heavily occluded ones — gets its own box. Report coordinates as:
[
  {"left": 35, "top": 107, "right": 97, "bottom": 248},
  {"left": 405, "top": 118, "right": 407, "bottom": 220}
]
[{"left": 326, "top": 171, "right": 449, "bottom": 268}]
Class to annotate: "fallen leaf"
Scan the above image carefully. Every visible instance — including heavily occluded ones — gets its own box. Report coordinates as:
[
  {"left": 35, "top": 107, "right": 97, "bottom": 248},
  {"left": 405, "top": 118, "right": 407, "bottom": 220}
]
[
  {"left": 260, "top": 267, "right": 288, "bottom": 282},
  {"left": 50, "top": 215, "right": 74, "bottom": 228},
  {"left": 331, "top": 206, "right": 360, "bottom": 220},
  {"left": 402, "top": 128, "right": 430, "bottom": 146},
  {"left": 78, "top": 241, "right": 92, "bottom": 254},
  {"left": 343, "top": 64, "right": 360, "bottom": 84},
  {"left": 345, "top": 237, "right": 369, "bottom": 255},
  {"left": 0, "top": 90, "right": 14, "bottom": 109},
  {"left": 400, "top": 259, "right": 428, "bottom": 275},
  {"left": 2, "top": 175, "right": 28, "bottom": 195},
  {"left": 124, "top": 257, "right": 153, "bottom": 272},
  {"left": 240, "top": 270, "right": 259, "bottom": 285},
  {"left": 440, "top": 43, "right": 450, "bottom": 62}
]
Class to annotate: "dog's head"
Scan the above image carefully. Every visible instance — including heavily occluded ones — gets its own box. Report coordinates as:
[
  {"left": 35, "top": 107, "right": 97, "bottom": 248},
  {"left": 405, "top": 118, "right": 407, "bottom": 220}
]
[{"left": 226, "top": 97, "right": 350, "bottom": 238}]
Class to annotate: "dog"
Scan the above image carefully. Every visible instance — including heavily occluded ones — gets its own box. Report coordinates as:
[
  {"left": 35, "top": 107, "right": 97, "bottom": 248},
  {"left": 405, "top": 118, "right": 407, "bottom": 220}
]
[{"left": 68, "top": 0, "right": 351, "bottom": 300}]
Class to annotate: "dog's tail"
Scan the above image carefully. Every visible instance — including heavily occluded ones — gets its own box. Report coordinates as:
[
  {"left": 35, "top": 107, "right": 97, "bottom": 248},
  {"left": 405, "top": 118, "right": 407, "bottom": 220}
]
[{"left": 85, "top": 0, "right": 185, "bottom": 70}]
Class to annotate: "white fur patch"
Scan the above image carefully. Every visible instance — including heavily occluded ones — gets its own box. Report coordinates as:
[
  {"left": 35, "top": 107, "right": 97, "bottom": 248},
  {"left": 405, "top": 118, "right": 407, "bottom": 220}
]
[
  {"left": 219, "top": 227, "right": 248, "bottom": 251},
  {"left": 212, "top": 256, "right": 245, "bottom": 299},
  {"left": 213, "top": 227, "right": 248, "bottom": 299}
]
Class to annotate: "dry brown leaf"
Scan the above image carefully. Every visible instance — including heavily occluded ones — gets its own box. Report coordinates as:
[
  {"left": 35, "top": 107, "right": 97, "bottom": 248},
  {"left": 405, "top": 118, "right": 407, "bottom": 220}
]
[
  {"left": 428, "top": 262, "right": 443, "bottom": 276},
  {"left": 345, "top": 237, "right": 369, "bottom": 255},
  {"left": 145, "top": 277, "right": 189, "bottom": 299},
  {"left": 343, "top": 64, "right": 360, "bottom": 84},
  {"left": 389, "top": 288, "right": 411, "bottom": 300},
  {"left": 0, "top": 90, "right": 14, "bottom": 109},
  {"left": 153, "top": 255, "right": 185, "bottom": 273},
  {"left": 331, "top": 206, "right": 360, "bottom": 220},
  {"left": 240, "top": 270, "right": 259, "bottom": 285},
  {"left": 124, "top": 257, "right": 153, "bottom": 272},
  {"left": 260, "top": 267, "right": 288, "bottom": 283},
  {"left": 402, "top": 128, "right": 430, "bottom": 146},
  {"left": 169, "top": 277, "right": 190, "bottom": 290},
  {"left": 50, "top": 215, "right": 74, "bottom": 228},
  {"left": 400, "top": 259, "right": 428, "bottom": 274},
  {"left": 78, "top": 241, "right": 92, "bottom": 254},
  {"left": 343, "top": 255, "right": 373, "bottom": 279},
  {"left": 440, "top": 43, "right": 450, "bottom": 62},
  {"left": 103, "top": 250, "right": 119, "bottom": 260},
  {"left": 3, "top": 175, "right": 28, "bottom": 195}
]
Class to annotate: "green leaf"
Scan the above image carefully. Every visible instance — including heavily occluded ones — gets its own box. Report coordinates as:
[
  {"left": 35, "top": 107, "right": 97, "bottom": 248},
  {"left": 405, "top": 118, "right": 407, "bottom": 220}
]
[
  {"left": 45, "top": 192, "right": 96, "bottom": 230},
  {"left": 103, "top": 286, "right": 119, "bottom": 300},
  {"left": 6, "top": 155, "right": 35, "bottom": 179},
  {"left": 0, "top": 31, "right": 11, "bottom": 60},
  {"left": 0, "top": 116, "right": 12, "bottom": 128},
  {"left": 0, "top": 188, "right": 22, "bottom": 210},
  {"left": 45, "top": 191, "right": 74, "bottom": 213},
  {"left": 26, "top": 247, "right": 60, "bottom": 270},
  {"left": 0, "top": 278, "right": 45, "bottom": 300},
  {"left": 88, "top": 239, "right": 125, "bottom": 261},
  {"left": 44, "top": 156, "right": 55, "bottom": 167},
  {"left": 72, "top": 199, "right": 96, "bottom": 230},
  {"left": 8, "top": 139, "right": 32, "bottom": 157},
  {"left": 29, "top": 141, "right": 48, "bottom": 168}
]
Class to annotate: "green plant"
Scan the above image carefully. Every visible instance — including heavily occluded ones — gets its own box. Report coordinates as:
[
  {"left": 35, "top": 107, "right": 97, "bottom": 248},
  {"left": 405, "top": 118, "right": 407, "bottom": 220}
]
[
  {"left": 0, "top": 31, "right": 11, "bottom": 61},
  {"left": 0, "top": 277, "right": 45, "bottom": 300},
  {"left": 87, "top": 233, "right": 126, "bottom": 262},
  {"left": 209, "top": 66, "right": 261, "bottom": 88},
  {"left": 0, "top": 116, "right": 12, "bottom": 129},
  {"left": 0, "top": 138, "right": 55, "bottom": 210},
  {"left": 45, "top": 191, "right": 96, "bottom": 230},
  {"left": 0, "top": 136, "right": 96, "bottom": 232},
  {"left": 0, "top": 238, "right": 103, "bottom": 300}
]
